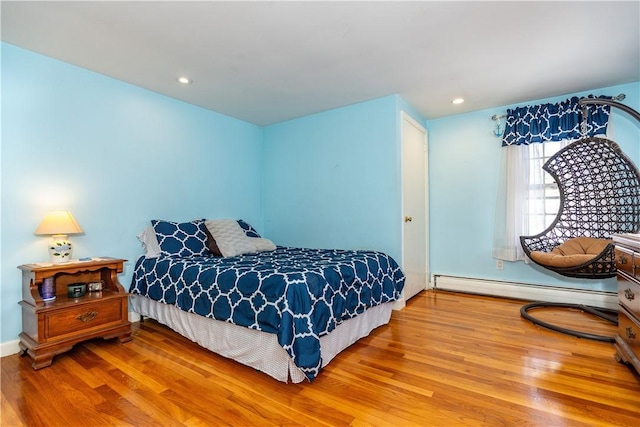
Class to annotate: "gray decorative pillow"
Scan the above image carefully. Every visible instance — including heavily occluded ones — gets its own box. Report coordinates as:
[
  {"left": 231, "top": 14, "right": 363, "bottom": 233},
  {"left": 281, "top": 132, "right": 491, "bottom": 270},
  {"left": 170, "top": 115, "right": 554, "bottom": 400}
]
[
  {"left": 205, "top": 219, "right": 275, "bottom": 257},
  {"left": 252, "top": 238, "right": 277, "bottom": 252}
]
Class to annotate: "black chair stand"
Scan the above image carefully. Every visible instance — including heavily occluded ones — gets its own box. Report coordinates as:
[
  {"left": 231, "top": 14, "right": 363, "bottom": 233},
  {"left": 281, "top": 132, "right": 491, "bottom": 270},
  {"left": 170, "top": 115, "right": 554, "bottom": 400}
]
[{"left": 520, "top": 302, "right": 617, "bottom": 343}]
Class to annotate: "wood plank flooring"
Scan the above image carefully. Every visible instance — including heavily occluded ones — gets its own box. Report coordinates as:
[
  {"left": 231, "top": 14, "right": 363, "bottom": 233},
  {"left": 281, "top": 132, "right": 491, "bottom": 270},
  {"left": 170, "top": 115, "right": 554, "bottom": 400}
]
[{"left": 2, "top": 290, "right": 639, "bottom": 426}]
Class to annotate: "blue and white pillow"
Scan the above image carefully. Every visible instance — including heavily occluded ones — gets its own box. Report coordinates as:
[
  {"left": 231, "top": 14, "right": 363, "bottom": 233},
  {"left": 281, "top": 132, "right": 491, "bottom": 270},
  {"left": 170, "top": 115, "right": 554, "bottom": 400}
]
[
  {"left": 237, "top": 219, "right": 261, "bottom": 238},
  {"left": 151, "top": 219, "right": 210, "bottom": 257}
]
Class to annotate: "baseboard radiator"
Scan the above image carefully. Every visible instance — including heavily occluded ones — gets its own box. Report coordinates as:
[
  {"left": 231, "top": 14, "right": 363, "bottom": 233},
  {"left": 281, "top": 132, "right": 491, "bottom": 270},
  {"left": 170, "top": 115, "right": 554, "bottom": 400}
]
[{"left": 432, "top": 275, "right": 617, "bottom": 310}]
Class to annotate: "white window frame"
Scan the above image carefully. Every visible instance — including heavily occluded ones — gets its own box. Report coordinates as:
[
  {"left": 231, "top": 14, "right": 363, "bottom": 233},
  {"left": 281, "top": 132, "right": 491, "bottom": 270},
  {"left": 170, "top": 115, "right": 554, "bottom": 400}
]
[
  {"left": 526, "top": 140, "right": 568, "bottom": 235},
  {"left": 493, "top": 140, "right": 569, "bottom": 262}
]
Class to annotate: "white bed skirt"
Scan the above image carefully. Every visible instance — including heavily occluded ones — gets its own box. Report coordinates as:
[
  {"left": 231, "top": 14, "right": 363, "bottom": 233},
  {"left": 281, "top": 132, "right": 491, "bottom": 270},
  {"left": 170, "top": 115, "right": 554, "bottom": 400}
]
[{"left": 129, "top": 294, "right": 393, "bottom": 383}]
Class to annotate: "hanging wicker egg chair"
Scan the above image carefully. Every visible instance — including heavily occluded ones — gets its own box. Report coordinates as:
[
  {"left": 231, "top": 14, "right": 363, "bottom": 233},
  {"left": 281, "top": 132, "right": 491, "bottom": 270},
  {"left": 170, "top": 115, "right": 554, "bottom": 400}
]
[
  {"left": 519, "top": 98, "right": 640, "bottom": 342},
  {"left": 520, "top": 136, "right": 640, "bottom": 279}
]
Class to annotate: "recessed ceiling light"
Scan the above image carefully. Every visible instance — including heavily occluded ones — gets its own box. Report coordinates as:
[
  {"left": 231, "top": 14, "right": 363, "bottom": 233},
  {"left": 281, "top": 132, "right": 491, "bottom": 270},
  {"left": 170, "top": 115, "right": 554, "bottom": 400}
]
[
  {"left": 177, "top": 77, "right": 192, "bottom": 84},
  {"left": 452, "top": 98, "right": 465, "bottom": 105}
]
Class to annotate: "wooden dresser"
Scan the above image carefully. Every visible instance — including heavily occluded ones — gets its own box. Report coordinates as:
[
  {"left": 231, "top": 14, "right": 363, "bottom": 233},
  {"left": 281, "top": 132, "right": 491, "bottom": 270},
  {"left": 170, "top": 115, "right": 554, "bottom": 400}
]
[{"left": 612, "top": 234, "right": 640, "bottom": 374}]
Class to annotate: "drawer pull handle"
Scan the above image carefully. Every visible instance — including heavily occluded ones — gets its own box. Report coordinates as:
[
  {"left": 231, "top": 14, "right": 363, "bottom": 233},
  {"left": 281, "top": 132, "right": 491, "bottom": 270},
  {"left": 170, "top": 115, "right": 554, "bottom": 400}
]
[
  {"left": 76, "top": 311, "right": 98, "bottom": 322},
  {"left": 624, "top": 288, "right": 635, "bottom": 301},
  {"left": 626, "top": 327, "right": 637, "bottom": 340}
]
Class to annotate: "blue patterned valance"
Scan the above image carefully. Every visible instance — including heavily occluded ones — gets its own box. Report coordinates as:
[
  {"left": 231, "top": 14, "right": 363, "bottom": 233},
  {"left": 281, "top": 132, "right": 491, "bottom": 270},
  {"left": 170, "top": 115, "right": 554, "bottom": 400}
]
[{"left": 501, "top": 95, "right": 611, "bottom": 146}]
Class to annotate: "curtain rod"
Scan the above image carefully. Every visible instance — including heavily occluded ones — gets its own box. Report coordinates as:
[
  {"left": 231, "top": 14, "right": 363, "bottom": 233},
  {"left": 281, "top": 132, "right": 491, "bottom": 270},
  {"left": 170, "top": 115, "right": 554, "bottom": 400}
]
[
  {"left": 490, "top": 93, "right": 626, "bottom": 121},
  {"left": 579, "top": 96, "right": 639, "bottom": 123}
]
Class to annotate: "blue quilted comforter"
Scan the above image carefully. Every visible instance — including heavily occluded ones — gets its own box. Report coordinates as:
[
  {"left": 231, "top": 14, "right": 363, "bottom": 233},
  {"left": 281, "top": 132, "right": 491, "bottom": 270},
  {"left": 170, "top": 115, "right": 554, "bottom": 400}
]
[{"left": 129, "top": 246, "right": 405, "bottom": 380}]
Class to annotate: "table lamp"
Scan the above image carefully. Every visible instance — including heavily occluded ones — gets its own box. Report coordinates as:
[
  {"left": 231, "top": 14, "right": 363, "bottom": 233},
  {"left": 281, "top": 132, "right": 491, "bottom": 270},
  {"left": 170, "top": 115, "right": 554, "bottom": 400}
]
[{"left": 34, "top": 211, "right": 84, "bottom": 263}]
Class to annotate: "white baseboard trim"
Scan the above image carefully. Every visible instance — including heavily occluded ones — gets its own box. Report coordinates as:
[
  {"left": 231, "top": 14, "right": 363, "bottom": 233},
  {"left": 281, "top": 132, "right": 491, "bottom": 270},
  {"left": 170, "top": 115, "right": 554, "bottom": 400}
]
[
  {"left": 1, "top": 339, "right": 21, "bottom": 358},
  {"left": 433, "top": 275, "right": 617, "bottom": 310},
  {"left": 3, "top": 283, "right": 614, "bottom": 354}
]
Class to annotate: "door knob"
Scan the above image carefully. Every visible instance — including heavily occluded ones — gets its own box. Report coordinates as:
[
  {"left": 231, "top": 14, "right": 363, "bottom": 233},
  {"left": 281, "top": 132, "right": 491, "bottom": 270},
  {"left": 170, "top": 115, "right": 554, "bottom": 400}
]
[{"left": 404, "top": 216, "right": 413, "bottom": 223}]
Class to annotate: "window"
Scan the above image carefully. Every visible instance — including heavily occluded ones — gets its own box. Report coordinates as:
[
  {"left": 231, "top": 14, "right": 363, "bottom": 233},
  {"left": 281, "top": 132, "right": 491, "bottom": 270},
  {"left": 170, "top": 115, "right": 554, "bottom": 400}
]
[
  {"left": 492, "top": 139, "right": 569, "bottom": 262},
  {"left": 526, "top": 141, "right": 566, "bottom": 234}
]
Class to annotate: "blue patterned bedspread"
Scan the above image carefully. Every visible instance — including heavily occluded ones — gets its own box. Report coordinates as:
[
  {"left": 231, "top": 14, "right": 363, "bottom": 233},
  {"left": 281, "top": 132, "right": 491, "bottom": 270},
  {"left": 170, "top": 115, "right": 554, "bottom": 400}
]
[{"left": 129, "top": 246, "right": 404, "bottom": 380}]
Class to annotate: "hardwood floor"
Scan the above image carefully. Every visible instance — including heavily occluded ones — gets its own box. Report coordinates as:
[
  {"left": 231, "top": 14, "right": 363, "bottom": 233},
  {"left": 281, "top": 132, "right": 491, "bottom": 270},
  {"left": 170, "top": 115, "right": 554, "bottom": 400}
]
[{"left": 2, "top": 290, "right": 639, "bottom": 426}]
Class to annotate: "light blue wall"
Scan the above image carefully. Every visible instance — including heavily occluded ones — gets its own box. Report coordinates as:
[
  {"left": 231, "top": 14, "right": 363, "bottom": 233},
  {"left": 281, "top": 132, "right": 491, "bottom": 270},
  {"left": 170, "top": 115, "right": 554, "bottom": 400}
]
[
  {"left": 427, "top": 82, "right": 640, "bottom": 292},
  {"left": 0, "top": 43, "right": 264, "bottom": 344},
  {"left": 2, "top": 41, "right": 637, "bottom": 350},
  {"left": 263, "top": 95, "right": 420, "bottom": 262}
]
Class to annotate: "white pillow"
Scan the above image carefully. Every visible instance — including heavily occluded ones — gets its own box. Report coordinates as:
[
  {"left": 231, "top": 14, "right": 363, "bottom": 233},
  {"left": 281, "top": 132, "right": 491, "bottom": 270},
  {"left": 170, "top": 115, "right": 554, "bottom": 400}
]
[
  {"left": 205, "top": 219, "right": 275, "bottom": 257},
  {"left": 137, "top": 226, "right": 161, "bottom": 258}
]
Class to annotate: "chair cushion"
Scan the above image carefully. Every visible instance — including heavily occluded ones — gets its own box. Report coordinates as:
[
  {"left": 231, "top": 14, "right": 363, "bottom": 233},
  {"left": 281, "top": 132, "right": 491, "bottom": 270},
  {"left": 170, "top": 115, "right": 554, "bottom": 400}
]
[{"left": 529, "top": 237, "right": 612, "bottom": 268}]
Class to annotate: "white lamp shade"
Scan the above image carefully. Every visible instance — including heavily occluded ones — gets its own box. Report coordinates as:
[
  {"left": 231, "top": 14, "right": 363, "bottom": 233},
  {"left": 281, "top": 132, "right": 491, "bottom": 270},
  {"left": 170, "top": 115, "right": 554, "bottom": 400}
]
[
  {"left": 34, "top": 211, "right": 84, "bottom": 263},
  {"left": 34, "top": 211, "right": 84, "bottom": 236}
]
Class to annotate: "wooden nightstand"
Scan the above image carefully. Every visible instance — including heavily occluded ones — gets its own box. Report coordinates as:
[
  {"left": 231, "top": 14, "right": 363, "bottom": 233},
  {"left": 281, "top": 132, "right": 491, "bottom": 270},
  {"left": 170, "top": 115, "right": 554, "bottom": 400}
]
[{"left": 18, "top": 257, "right": 132, "bottom": 369}]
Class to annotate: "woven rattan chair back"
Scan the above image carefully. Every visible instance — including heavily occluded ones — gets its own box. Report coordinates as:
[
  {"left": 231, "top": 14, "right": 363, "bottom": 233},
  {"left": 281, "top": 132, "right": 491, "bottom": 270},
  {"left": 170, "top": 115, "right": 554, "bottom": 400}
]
[{"left": 520, "top": 136, "right": 640, "bottom": 278}]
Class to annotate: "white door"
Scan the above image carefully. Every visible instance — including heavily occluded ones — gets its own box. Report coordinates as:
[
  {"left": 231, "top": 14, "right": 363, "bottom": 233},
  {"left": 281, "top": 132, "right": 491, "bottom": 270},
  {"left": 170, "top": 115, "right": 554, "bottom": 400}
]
[{"left": 401, "top": 112, "right": 428, "bottom": 301}]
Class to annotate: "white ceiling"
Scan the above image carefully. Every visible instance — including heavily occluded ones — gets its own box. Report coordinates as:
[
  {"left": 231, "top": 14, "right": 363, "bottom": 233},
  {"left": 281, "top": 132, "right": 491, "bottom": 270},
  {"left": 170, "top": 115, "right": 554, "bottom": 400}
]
[{"left": 2, "top": 1, "right": 639, "bottom": 126}]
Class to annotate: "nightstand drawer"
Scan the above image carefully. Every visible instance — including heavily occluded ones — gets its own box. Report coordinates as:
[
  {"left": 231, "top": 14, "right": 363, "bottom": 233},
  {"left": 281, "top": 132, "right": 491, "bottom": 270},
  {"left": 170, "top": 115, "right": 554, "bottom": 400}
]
[
  {"left": 45, "top": 299, "right": 125, "bottom": 340},
  {"left": 618, "top": 307, "right": 640, "bottom": 356},
  {"left": 618, "top": 272, "right": 640, "bottom": 317}
]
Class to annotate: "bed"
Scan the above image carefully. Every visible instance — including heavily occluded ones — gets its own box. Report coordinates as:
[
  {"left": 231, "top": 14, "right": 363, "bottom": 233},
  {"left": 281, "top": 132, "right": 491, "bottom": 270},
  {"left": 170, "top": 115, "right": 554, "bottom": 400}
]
[{"left": 129, "top": 219, "right": 405, "bottom": 382}]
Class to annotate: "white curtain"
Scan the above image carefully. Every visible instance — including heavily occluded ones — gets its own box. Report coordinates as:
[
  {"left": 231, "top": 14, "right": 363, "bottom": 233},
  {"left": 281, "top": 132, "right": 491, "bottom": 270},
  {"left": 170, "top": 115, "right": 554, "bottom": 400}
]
[
  {"left": 492, "top": 144, "right": 531, "bottom": 262},
  {"left": 492, "top": 141, "right": 570, "bottom": 262}
]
